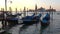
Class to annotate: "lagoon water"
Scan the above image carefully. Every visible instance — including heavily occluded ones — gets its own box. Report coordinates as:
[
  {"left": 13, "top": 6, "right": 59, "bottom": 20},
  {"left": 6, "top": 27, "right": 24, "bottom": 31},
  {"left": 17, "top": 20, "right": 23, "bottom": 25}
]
[{"left": 0, "top": 11, "right": 60, "bottom": 34}]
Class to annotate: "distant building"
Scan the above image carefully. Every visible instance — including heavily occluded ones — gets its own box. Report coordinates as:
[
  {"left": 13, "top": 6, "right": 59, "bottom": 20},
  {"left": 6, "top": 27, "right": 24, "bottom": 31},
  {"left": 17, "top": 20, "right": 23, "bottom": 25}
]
[
  {"left": 46, "top": 6, "right": 56, "bottom": 12},
  {"left": 37, "top": 7, "right": 46, "bottom": 12},
  {"left": 46, "top": 8, "right": 56, "bottom": 12},
  {"left": 29, "top": 9, "right": 34, "bottom": 12}
]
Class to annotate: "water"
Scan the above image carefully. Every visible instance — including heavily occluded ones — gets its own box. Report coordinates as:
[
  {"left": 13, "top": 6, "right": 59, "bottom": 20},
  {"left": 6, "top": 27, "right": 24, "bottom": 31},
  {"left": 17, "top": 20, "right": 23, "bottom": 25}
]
[
  {"left": 39, "top": 11, "right": 60, "bottom": 34},
  {"left": 0, "top": 21, "right": 2, "bottom": 28},
  {"left": 0, "top": 11, "right": 60, "bottom": 34},
  {"left": 19, "top": 11, "right": 60, "bottom": 34}
]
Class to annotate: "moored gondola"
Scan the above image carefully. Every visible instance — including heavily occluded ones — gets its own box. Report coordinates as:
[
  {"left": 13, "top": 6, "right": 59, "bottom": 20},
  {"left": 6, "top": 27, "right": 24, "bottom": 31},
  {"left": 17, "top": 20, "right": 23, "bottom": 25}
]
[
  {"left": 41, "top": 13, "right": 50, "bottom": 26},
  {"left": 6, "top": 13, "right": 22, "bottom": 27},
  {"left": 33, "top": 13, "right": 42, "bottom": 23},
  {"left": 21, "top": 13, "right": 35, "bottom": 24},
  {"left": 22, "top": 13, "right": 42, "bottom": 25}
]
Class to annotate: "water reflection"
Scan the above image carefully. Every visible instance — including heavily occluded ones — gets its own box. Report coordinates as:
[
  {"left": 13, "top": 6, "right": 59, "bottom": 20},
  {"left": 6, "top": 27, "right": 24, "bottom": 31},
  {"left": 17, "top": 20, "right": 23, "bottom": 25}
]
[
  {"left": 19, "top": 24, "right": 34, "bottom": 34},
  {"left": 19, "top": 23, "right": 38, "bottom": 34},
  {"left": 40, "top": 25, "right": 49, "bottom": 34},
  {"left": 19, "top": 25, "right": 30, "bottom": 31}
]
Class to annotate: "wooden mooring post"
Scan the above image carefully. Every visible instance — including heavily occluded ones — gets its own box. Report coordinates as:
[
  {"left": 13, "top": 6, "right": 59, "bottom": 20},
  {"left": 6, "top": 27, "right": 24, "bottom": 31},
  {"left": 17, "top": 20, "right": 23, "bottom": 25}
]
[
  {"left": 24, "top": 7, "right": 26, "bottom": 17},
  {"left": 1, "top": 11, "right": 7, "bottom": 30}
]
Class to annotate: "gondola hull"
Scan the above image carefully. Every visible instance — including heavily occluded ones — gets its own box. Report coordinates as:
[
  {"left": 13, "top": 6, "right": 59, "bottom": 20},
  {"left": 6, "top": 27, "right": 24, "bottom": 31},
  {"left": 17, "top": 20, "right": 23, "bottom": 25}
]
[
  {"left": 41, "top": 20, "right": 50, "bottom": 26},
  {"left": 6, "top": 18, "right": 18, "bottom": 27},
  {"left": 41, "top": 13, "right": 50, "bottom": 26},
  {"left": 22, "top": 18, "right": 39, "bottom": 25},
  {"left": 22, "top": 13, "right": 41, "bottom": 25},
  {"left": 22, "top": 17, "right": 41, "bottom": 25}
]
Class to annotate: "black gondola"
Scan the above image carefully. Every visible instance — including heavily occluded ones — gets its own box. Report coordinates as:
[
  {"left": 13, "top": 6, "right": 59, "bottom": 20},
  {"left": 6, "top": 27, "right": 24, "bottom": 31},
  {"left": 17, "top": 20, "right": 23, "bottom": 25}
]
[
  {"left": 22, "top": 13, "right": 42, "bottom": 25},
  {"left": 33, "top": 13, "right": 42, "bottom": 23},
  {"left": 6, "top": 13, "right": 22, "bottom": 27},
  {"left": 41, "top": 13, "right": 50, "bottom": 26},
  {"left": 21, "top": 13, "right": 35, "bottom": 24}
]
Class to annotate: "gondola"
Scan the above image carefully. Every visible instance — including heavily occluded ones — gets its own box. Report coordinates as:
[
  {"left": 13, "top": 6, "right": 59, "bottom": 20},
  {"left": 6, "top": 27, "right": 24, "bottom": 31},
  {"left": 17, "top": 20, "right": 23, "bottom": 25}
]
[
  {"left": 22, "top": 13, "right": 42, "bottom": 25},
  {"left": 21, "top": 13, "right": 35, "bottom": 24},
  {"left": 33, "top": 13, "right": 42, "bottom": 23},
  {"left": 41, "top": 13, "right": 50, "bottom": 26},
  {"left": 6, "top": 13, "right": 22, "bottom": 27}
]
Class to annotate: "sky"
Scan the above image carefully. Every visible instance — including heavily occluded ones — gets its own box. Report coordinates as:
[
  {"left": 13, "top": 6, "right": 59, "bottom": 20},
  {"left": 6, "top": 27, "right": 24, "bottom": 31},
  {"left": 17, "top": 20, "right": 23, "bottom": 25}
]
[{"left": 0, "top": 0, "right": 60, "bottom": 11}]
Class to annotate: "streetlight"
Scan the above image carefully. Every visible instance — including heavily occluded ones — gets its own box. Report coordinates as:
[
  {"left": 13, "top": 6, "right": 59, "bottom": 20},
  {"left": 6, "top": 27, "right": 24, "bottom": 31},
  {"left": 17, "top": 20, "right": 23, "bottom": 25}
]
[{"left": 5, "top": 0, "right": 7, "bottom": 11}]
